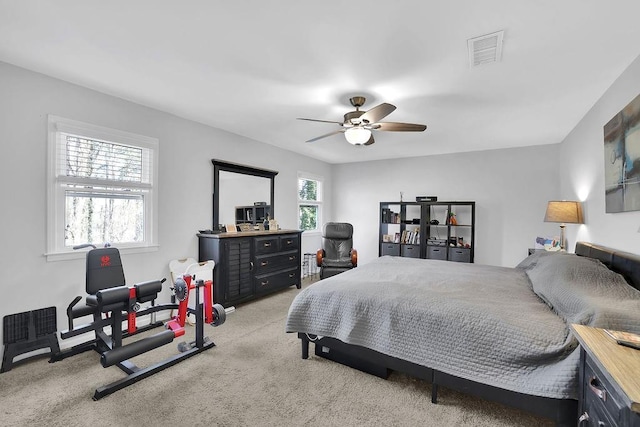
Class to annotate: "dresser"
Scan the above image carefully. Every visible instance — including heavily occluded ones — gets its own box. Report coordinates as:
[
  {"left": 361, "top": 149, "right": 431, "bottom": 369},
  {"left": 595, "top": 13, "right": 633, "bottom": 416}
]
[
  {"left": 572, "top": 324, "right": 640, "bottom": 426},
  {"left": 198, "top": 230, "right": 302, "bottom": 307}
]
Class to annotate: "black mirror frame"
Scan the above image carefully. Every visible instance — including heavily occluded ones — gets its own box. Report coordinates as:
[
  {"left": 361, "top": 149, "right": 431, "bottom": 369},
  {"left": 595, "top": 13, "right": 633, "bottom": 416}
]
[{"left": 212, "top": 159, "right": 278, "bottom": 232}]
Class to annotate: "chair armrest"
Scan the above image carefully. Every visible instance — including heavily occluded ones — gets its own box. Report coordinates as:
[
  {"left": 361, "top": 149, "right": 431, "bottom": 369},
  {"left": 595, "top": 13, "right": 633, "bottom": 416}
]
[
  {"left": 351, "top": 249, "right": 358, "bottom": 267},
  {"left": 316, "top": 249, "right": 324, "bottom": 267}
]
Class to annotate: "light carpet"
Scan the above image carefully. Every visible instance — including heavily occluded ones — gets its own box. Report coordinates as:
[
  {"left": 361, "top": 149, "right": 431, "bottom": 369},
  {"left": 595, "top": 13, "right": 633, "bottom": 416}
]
[{"left": 0, "top": 279, "right": 554, "bottom": 426}]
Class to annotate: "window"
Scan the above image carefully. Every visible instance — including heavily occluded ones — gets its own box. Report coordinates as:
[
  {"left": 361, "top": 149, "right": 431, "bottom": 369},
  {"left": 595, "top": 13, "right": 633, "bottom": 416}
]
[
  {"left": 298, "top": 174, "right": 322, "bottom": 232},
  {"left": 47, "top": 116, "right": 158, "bottom": 260}
]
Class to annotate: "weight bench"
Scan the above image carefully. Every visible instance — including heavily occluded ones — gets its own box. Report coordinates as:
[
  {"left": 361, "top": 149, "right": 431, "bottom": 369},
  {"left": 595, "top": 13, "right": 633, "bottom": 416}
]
[{"left": 53, "top": 246, "right": 226, "bottom": 400}]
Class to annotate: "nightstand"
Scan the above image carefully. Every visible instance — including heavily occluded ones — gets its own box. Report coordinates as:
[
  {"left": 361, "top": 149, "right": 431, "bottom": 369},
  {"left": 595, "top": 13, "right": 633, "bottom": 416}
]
[
  {"left": 572, "top": 324, "right": 640, "bottom": 426},
  {"left": 528, "top": 248, "right": 565, "bottom": 256}
]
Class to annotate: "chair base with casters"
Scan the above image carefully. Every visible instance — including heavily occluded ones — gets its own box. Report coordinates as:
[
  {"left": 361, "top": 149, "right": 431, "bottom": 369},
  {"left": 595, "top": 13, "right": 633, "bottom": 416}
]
[
  {"left": 52, "top": 246, "right": 230, "bottom": 400},
  {"left": 316, "top": 222, "right": 358, "bottom": 280}
]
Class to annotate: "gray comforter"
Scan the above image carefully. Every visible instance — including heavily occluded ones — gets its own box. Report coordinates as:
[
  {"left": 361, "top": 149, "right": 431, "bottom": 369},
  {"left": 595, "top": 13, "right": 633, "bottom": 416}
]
[{"left": 286, "top": 254, "right": 640, "bottom": 400}]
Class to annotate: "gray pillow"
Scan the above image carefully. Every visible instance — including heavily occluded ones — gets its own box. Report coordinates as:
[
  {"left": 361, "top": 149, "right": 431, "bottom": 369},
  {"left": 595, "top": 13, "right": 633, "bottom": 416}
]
[
  {"left": 525, "top": 253, "right": 640, "bottom": 333},
  {"left": 515, "top": 250, "right": 561, "bottom": 271}
]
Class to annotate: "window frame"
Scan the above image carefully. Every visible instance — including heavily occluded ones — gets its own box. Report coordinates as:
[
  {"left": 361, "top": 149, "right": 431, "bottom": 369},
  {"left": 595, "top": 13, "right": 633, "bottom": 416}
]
[
  {"left": 297, "top": 172, "right": 323, "bottom": 234},
  {"left": 46, "top": 115, "right": 159, "bottom": 261}
]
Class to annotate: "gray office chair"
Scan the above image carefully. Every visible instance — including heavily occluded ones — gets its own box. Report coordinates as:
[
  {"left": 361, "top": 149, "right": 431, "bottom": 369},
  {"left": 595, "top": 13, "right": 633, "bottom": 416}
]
[{"left": 316, "top": 222, "right": 358, "bottom": 279}]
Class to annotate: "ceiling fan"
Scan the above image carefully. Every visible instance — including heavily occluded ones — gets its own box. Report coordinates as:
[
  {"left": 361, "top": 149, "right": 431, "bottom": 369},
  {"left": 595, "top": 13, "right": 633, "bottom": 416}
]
[{"left": 297, "top": 96, "right": 427, "bottom": 146}]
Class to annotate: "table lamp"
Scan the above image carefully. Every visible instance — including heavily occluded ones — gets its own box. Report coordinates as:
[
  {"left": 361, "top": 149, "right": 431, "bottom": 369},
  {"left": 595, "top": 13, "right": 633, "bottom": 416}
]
[{"left": 544, "top": 201, "right": 584, "bottom": 250}]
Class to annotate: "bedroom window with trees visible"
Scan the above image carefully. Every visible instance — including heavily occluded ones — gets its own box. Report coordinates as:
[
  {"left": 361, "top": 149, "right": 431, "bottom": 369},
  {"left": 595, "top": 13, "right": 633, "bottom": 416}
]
[
  {"left": 46, "top": 116, "right": 158, "bottom": 260},
  {"left": 298, "top": 174, "right": 322, "bottom": 232}
]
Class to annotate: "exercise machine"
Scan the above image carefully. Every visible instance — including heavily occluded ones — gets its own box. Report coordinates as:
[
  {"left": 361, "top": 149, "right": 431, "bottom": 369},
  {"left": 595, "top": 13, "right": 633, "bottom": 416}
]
[{"left": 53, "top": 244, "right": 231, "bottom": 400}]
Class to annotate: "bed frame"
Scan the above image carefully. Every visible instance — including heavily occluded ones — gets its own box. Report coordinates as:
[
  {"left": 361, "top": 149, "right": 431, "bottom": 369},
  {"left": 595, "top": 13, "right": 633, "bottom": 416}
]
[{"left": 296, "top": 242, "right": 640, "bottom": 427}]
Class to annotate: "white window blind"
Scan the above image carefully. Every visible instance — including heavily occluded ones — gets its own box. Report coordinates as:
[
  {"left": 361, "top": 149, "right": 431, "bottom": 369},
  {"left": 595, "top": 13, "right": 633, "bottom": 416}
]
[{"left": 47, "top": 116, "right": 159, "bottom": 260}]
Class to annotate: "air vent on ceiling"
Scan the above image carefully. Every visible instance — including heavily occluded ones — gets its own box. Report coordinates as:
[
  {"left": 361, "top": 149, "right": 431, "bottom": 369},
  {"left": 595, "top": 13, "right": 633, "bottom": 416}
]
[{"left": 468, "top": 30, "right": 504, "bottom": 67}]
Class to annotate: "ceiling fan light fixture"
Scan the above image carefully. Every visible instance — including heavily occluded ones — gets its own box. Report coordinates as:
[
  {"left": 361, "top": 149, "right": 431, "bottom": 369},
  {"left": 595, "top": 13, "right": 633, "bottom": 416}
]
[
  {"left": 344, "top": 127, "right": 371, "bottom": 145},
  {"left": 298, "top": 96, "right": 426, "bottom": 145}
]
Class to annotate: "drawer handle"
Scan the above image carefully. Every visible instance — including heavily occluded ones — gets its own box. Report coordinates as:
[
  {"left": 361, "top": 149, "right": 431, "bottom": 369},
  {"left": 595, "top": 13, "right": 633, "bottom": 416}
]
[
  {"left": 588, "top": 376, "right": 607, "bottom": 401},
  {"left": 261, "top": 261, "right": 269, "bottom": 266},
  {"left": 578, "top": 412, "right": 589, "bottom": 425},
  {"left": 260, "top": 280, "right": 269, "bottom": 286},
  {"left": 288, "top": 273, "right": 295, "bottom": 278},
  {"left": 263, "top": 242, "right": 271, "bottom": 247},
  {"left": 289, "top": 256, "right": 296, "bottom": 261},
  {"left": 285, "top": 240, "right": 292, "bottom": 244}
]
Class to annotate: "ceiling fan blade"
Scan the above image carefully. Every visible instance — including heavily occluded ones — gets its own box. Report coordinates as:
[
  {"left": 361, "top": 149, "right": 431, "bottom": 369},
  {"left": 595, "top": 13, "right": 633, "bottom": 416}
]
[
  {"left": 297, "top": 117, "right": 344, "bottom": 125},
  {"left": 364, "top": 134, "right": 375, "bottom": 146},
  {"left": 305, "top": 129, "right": 345, "bottom": 143},
  {"left": 359, "top": 103, "right": 396, "bottom": 124},
  {"left": 375, "top": 122, "right": 427, "bottom": 132}
]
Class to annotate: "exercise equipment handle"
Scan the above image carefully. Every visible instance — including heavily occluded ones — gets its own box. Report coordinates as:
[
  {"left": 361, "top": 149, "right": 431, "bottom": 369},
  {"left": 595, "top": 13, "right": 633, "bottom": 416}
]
[
  {"left": 101, "top": 330, "right": 175, "bottom": 367},
  {"left": 73, "top": 243, "right": 97, "bottom": 250}
]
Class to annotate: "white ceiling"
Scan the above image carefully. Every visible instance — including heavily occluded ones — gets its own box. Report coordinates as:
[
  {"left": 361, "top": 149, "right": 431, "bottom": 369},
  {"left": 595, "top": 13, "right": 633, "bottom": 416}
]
[{"left": 1, "top": 1, "right": 639, "bottom": 164}]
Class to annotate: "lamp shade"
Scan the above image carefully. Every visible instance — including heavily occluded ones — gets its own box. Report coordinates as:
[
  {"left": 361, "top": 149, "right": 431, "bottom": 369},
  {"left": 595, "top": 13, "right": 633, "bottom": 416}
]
[
  {"left": 344, "top": 127, "right": 371, "bottom": 145},
  {"left": 544, "top": 201, "right": 584, "bottom": 224}
]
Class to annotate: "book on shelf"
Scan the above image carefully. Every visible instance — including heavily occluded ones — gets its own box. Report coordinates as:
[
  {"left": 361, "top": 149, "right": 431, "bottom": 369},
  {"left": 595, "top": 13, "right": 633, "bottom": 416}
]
[
  {"left": 400, "top": 229, "right": 420, "bottom": 244},
  {"left": 382, "top": 208, "right": 390, "bottom": 223},
  {"left": 604, "top": 329, "right": 640, "bottom": 350},
  {"left": 381, "top": 208, "right": 401, "bottom": 224}
]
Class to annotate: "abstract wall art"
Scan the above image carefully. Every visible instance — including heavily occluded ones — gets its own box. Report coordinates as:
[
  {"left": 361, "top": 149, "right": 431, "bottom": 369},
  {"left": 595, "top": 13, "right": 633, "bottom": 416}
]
[{"left": 604, "top": 93, "right": 640, "bottom": 213}]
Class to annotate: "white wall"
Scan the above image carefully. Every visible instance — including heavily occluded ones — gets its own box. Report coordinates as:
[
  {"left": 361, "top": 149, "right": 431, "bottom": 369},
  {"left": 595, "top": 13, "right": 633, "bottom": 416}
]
[
  {"left": 559, "top": 54, "right": 640, "bottom": 253},
  {"left": 332, "top": 144, "right": 561, "bottom": 267},
  {"left": 0, "top": 61, "right": 332, "bottom": 346}
]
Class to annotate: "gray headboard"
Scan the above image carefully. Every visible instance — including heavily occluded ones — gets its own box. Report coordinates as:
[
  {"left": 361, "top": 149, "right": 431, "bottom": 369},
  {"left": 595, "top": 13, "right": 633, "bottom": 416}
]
[{"left": 575, "top": 241, "right": 640, "bottom": 291}]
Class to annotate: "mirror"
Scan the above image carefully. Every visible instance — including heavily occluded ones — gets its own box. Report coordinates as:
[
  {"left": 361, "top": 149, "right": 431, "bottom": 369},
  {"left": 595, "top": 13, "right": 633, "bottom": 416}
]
[
  {"left": 218, "top": 172, "right": 271, "bottom": 225},
  {"left": 212, "top": 159, "right": 278, "bottom": 232}
]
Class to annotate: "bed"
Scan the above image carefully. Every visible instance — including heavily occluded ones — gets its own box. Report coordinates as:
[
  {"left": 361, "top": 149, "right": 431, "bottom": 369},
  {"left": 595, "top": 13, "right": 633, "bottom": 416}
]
[{"left": 285, "top": 242, "right": 640, "bottom": 426}]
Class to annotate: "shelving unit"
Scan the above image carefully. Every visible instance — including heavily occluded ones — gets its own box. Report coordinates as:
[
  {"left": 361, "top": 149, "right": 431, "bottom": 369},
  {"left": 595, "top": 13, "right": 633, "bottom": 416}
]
[
  {"left": 235, "top": 205, "right": 270, "bottom": 226},
  {"left": 379, "top": 201, "right": 475, "bottom": 263}
]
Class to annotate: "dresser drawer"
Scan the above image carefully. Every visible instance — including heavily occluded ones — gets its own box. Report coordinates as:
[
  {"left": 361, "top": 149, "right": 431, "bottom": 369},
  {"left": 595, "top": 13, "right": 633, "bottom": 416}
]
[
  {"left": 279, "top": 234, "right": 299, "bottom": 251},
  {"left": 254, "top": 268, "right": 298, "bottom": 294},
  {"left": 254, "top": 236, "right": 280, "bottom": 255},
  {"left": 584, "top": 390, "right": 616, "bottom": 426},
  {"left": 254, "top": 251, "right": 299, "bottom": 275},
  {"left": 584, "top": 358, "right": 624, "bottom": 426}
]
